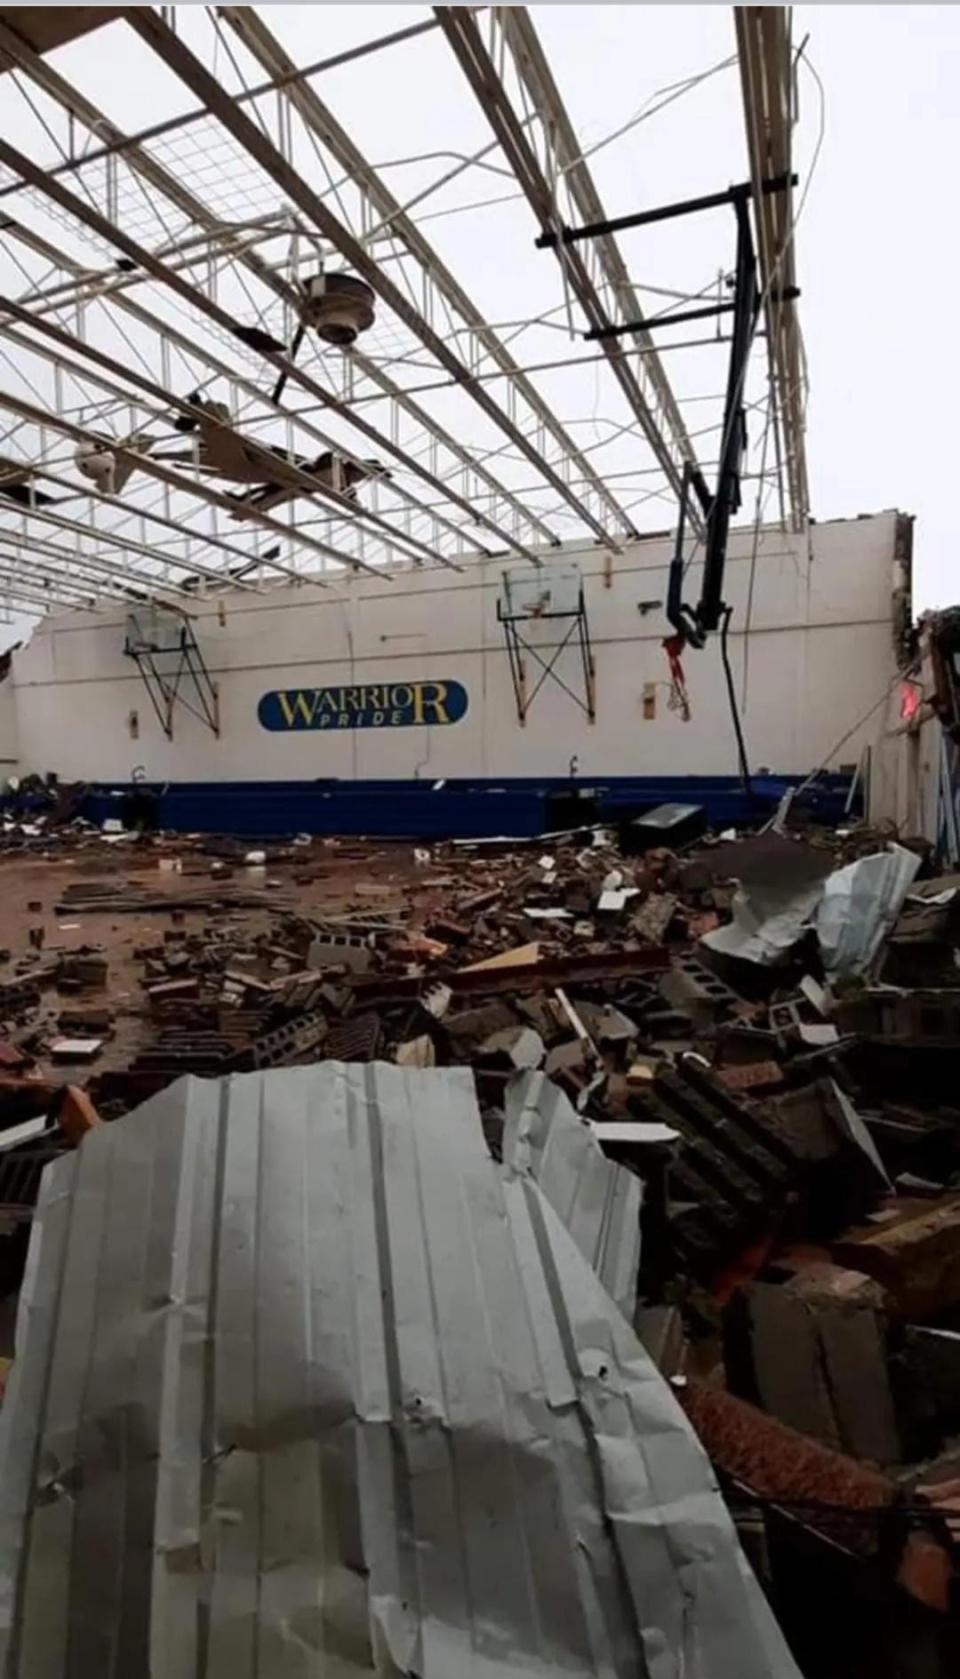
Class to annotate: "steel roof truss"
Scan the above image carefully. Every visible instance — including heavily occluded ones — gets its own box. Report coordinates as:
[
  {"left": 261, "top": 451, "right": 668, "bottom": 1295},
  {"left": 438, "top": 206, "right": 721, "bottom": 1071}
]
[
  {"left": 218, "top": 5, "right": 638, "bottom": 545},
  {"left": 125, "top": 6, "right": 620, "bottom": 554},
  {"left": 0, "top": 20, "right": 545, "bottom": 563}
]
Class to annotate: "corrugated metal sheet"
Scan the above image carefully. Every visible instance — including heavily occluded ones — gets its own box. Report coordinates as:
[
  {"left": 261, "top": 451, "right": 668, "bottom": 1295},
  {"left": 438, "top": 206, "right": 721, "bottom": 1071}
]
[
  {"left": 817, "top": 844, "right": 922, "bottom": 976},
  {"left": 0, "top": 1065, "right": 800, "bottom": 1677},
  {"left": 503, "top": 1069, "right": 642, "bottom": 1321}
]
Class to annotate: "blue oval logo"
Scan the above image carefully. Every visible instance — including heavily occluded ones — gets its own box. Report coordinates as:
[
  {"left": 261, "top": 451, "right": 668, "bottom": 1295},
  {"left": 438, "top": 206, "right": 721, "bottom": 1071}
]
[{"left": 258, "top": 679, "right": 468, "bottom": 731}]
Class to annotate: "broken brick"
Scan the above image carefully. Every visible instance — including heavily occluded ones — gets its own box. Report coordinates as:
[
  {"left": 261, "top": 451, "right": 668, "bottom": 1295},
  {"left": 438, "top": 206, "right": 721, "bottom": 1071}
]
[
  {"left": 833, "top": 1196, "right": 960, "bottom": 1319},
  {"left": 715, "top": 1060, "right": 785, "bottom": 1093}
]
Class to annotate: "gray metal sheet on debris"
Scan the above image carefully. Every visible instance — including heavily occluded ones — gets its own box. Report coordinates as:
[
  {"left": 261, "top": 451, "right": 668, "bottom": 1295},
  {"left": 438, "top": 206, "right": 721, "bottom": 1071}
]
[
  {"left": 0, "top": 1064, "right": 800, "bottom": 1677},
  {"left": 502, "top": 1068, "right": 642, "bottom": 1321},
  {"left": 817, "top": 845, "right": 921, "bottom": 976}
]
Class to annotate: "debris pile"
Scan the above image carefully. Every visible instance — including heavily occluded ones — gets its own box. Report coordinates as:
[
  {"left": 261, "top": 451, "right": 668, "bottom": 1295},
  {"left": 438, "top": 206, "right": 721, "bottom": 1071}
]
[{"left": 0, "top": 805, "right": 958, "bottom": 1664}]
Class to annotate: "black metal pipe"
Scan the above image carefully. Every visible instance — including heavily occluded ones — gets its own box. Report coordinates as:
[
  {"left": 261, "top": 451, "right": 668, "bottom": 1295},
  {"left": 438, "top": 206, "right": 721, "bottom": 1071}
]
[
  {"left": 721, "top": 606, "right": 752, "bottom": 794},
  {"left": 665, "top": 464, "right": 696, "bottom": 642},
  {"left": 536, "top": 172, "right": 797, "bottom": 248},
  {"left": 585, "top": 287, "right": 799, "bottom": 342},
  {"left": 689, "top": 462, "right": 713, "bottom": 519},
  {"left": 270, "top": 320, "right": 306, "bottom": 407},
  {"left": 697, "top": 196, "right": 758, "bottom": 637}
]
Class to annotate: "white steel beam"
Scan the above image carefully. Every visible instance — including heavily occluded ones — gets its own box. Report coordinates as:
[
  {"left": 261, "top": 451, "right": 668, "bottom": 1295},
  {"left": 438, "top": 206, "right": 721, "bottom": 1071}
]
[
  {"left": 125, "top": 7, "right": 621, "bottom": 553},
  {"left": 0, "top": 570, "right": 97, "bottom": 611},
  {"left": 16, "top": 215, "right": 290, "bottom": 317},
  {"left": 0, "top": 136, "right": 457, "bottom": 578},
  {"left": 494, "top": 8, "right": 699, "bottom": 481},
  {"left": 0, "top": 389, "right": 386, "bottom": 587},
  {"left": 10, "top": 250, "right": 554, "bottom": 561},
  {"left": 0, "top": 546, "right": 143, "bottom": 605},
  {"left": 0, "top": 19, "right": 548, "bottom": 560},
  {"left": 436, "top": 6, "right": 698, "bottom": 527},
  {"left": 0, "top": 388, "right": 357, "bottom": 589},
  {"left": 0, "top": 302, "right": 458, "bottom": 574},
  {"left": 0, "top": 17, "right": 442, "bottom": 206},
  {"left": 220, "top": 5, "right": 640, "bottom": 544},
  {"left": 0, "top": 522, "right": 208, "bottom": 604},
  {"left": 735, "top": 5, "right": 809, "bottom": 533},
  {"left": 17, "top": 471, "right": 286, "bottom": 588},
  {"left": 0, "top": 484, "right": 260, "bottom": 593},
  {"left": 1, "top": 217, "right": 497, "bottom": 566}
]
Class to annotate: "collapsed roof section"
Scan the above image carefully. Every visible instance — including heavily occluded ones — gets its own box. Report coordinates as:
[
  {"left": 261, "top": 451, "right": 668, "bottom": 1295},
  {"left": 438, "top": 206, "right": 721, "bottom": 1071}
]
[
  {"left": 0, "top": 6, "right": 808, "bottom": 614},
  {"left": 0, "top": 1062, "right": 801, "bottom": 1676}
]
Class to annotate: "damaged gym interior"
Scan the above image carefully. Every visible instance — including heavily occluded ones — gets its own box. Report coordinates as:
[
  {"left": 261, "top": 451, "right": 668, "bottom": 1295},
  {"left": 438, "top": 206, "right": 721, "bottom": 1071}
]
[{"left": 0, "top": 6, "right": 956, "bottom": 1676}]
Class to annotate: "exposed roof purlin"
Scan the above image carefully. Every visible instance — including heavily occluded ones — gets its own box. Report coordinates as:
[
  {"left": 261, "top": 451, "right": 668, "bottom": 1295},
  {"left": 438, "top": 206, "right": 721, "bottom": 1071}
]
[
  {"left": 220, "top": 4, "right": 640, "bottom": 545},
  {"left": 499, "top": 7, "right": 699, "bottom": 474},
  {"left": 0, "top": 303, "right": 460, "bottom": 575},
  {"left": 1, "top": 217, "right": 500, "bottom": 564},
  {"left": 0, "top": 384, "right": 369, "bottom": 585},
  {"left": 0, "top": 23, "right": 539, "bottom": 567},
  {"left": 0, "top": 131, "right": 484, "bottom": 577},
  {"left": 436, "top": 6, "right": 698, "bottom": 532},
  {"left": 125, "top": 5, "right": 624, "bottom": 555}
]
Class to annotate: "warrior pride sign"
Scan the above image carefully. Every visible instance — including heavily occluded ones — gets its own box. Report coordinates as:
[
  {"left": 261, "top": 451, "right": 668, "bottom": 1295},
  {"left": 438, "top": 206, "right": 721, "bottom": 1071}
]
[{"left": 258, "top": 679, "right": 468, "bottom": 731}]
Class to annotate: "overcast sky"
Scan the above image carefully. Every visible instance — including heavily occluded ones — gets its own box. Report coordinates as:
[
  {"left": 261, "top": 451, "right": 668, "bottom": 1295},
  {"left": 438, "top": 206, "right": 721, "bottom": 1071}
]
[{"left": 792, "top": 4, "right": 959, "bottom": 611}]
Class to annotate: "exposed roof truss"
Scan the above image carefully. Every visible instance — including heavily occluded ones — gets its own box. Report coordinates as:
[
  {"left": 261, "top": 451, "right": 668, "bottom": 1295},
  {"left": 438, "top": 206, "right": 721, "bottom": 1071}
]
[{"left": 0, "top": 5, "right": 810, "bottom": 621}]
